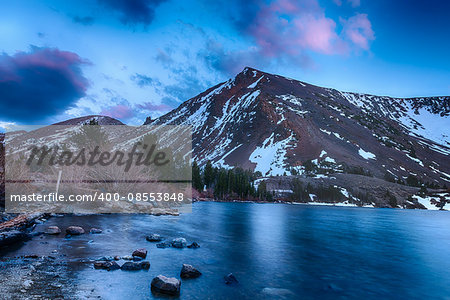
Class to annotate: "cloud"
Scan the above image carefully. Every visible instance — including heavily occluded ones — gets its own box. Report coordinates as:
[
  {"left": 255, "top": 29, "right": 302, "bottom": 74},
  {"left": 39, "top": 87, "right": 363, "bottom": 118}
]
[
  {"left": 333, "top": 0, "right": 360, "bottom": 7},
  {"left": 202, "top": 0, "right": 374, "bottom": 75},
  {"left": 348, "top": 0, "right": 361, "bottom": 7},
  {"left": 341, "top": 14, "right": 374, "bottom": 50},
  {"left": 0, "top": 46, "right": 89, "bottom": 123},
  {"left": 100, "top": 104, "right": 134, "bottom": 120},
  {"left": 72, "top": 16, "right": 95, "bottom": 26},
  {"left": 98, "top": 0, "right": 167, "bottom": 26},
  {"left": 130, "top": 73, "right": 161, "bottom": 87},
  {"left": 137, "top": 102, "right": 172, "bottom": 112}
]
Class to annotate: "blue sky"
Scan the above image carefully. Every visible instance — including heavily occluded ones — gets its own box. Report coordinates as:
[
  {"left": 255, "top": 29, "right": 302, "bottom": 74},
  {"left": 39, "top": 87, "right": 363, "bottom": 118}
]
[{"left": 0, "top": 0, "right": 449, "bottom": 126}]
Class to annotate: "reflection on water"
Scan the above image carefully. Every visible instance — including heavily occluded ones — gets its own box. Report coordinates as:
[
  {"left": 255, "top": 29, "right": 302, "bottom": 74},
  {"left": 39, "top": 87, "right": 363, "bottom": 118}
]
[{"left": 3, "top": 203, "right": 450, "bottom": 299}]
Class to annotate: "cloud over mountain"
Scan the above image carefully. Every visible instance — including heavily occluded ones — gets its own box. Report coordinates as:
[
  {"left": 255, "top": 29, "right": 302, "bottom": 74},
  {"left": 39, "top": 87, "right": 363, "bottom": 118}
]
[
  {"left": 0, "top": 47, "right": 89, "bottom": 122},
  {"left": 98, "top": 0, "right": 167, "bottom": 26}
]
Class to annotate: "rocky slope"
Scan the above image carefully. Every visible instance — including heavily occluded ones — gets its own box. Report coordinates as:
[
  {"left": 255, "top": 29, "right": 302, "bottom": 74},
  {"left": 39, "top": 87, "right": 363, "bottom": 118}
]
[{"left": 146, "top": 67, "right": 450, "bottom": 187}]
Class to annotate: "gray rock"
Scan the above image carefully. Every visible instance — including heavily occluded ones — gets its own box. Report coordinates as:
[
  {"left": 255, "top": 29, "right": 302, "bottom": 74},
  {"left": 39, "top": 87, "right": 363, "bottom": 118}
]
[
  {"left": 94, "top": 261, "right": 120, "bottom": 271},
  {"left": 132, "top": 248, "right": 147, "bottom": 259},
  {"left": 139, "top": 261, "right": 150, "bottom": 270},
  {"left": 122, "top": 255, "right": 133, "bottom": 260},
  {"left": 96, "top": 256, "right": 115, "bottom": 261},
  {"left": 121, "top": 261, "right": 149, "bottom": 271},
  {"left": 224, "top": 273, "right": 238, "bottom": 285},
  {"left": 121, "top": 262, "right": 142, "bottom": 271},
  {"left": 45, "top": 226, "right": 61, "bottom": 235},
  {"left": 171, "top": 238, "right": 187, "bottom": 248},
  {"left": 156, "top": 242, "right": 171, "bottom": 248},
  {"left": 66, "top": 226, "right": 85, "bottom": 235},
  {"left": 187, "top": 242, "right": 200, "bottom": 248},
  {"left": 0, "top": 230, "right": 30, "bottom": 247},
  {"left": 180, "top": 264, "right": 201, "bottom": 279},
  {"left": 146, "top": 234, "right": 163, "bottom": 242},
  {"left": 151, "top": 275, "right": 181, "bottom": 296},
  {"left": 89, "top": 228, "right": 102, "bottom": 234}
]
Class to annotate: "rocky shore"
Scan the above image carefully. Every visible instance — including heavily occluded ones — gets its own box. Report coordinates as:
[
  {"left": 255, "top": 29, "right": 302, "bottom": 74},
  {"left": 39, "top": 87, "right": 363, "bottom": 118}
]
[{"left": 0, "top": 213, "right": 237, "bottom": 298}]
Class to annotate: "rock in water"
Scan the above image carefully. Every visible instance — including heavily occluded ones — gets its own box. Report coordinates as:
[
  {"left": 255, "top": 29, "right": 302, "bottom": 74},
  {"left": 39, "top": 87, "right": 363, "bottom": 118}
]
[
  {"left": 96, "top": 256, "right": 115, "bottom": 261},
  {"left": 180, "top": 264, "right": 202, "bottom": 279},
  {"left": 66, "top": 226, "right": 85, "bottom": 235},
  {"left": 224, "top": 273, "right": 239, "bottom": 285},
  {"left": 156, "top": 242, "right": 171, "bottom": 248},
  {"left": 132, "top": 248, "right": 147, "bottom": 259},
  {"left": 0, "top": 230, "right": 29, "bottom": 247},
  {"left": 139, "top": 261, "right": 151, "bottom": 270},
  {"left": 121, "top": 262, "right": 142, "bottom": 271},
  {"left": 146, "top": 234, "right": 163, "bottom": 242},
  {"left": 94, "top": 261, "right": 120, "bottom": 271},
  {"left": 45, "top": 226, "right": 61, "bottom": 235},
  {"left": 151, "top": 275, "right": 181, "bottom": 296},
  {"left": 171, "top": 238, "right": 187, "bottom": 248},
  {"left": 89, "top": 228, "right": 102, "bottom": 234},
  {"left": 187, "top": 242, "right": 200, "bottom": 248}
]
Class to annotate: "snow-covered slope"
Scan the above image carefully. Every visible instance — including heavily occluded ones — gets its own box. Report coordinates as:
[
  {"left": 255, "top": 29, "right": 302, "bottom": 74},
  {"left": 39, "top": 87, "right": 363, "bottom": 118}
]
[{"left": 147, "top": 67, "right": 450, "bottom": 185}]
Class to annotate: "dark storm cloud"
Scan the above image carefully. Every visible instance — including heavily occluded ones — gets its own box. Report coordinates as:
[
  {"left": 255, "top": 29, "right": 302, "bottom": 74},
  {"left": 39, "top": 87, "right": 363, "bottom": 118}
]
[
  {"left": 0, "top": 46, "right": 89, "bottom": 123},
  {"left": 98, "top": 0, "right": 167, "bottom": 26},
  {"left": 72, "top": 16, "right": 95, "bottom": 26}
]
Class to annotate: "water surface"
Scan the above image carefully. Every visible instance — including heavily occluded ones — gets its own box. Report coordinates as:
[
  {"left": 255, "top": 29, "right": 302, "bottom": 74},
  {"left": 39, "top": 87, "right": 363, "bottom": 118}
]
[{"left": 4, "top": 202, "right": 450, "bottom": 299}]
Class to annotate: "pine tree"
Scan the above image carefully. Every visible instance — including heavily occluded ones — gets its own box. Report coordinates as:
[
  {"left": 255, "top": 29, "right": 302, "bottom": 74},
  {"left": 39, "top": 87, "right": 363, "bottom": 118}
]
[
  {"left": 192, "top": 161, "right": 203, "bottom": 191},
  {"left": 204, "top": 160, "right": 214, "bottom": 189}
]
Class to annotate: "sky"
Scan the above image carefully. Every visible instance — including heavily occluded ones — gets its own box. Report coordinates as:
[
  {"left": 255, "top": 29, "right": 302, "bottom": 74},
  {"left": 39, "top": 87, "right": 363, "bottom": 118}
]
[{"left": 0, "top": 0, "right": 449, "bottom": 126}]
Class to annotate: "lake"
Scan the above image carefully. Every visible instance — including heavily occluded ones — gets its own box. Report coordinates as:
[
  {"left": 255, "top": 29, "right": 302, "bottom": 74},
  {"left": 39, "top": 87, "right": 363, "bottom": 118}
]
[{"left": 3, "top": 202, "right": 450, "bottom": 299}]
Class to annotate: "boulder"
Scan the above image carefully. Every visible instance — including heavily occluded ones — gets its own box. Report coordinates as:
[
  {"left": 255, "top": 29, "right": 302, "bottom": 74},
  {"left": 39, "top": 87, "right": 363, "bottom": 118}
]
[
  {"left": 121, "top": 261, "right": 150, "bottom": 271},
  {"left": 151, "top": 275, "right": 181, "bottom": 296},
  {"left": 139, "top": 261, "right": 151, "bottom": 270},
  {"left": 122, "top": 255, "right": 133, "bottom": 260},
  {"left": 121, "top": 262, "right": 142, "bottom": 271},
  {"left": 132, "top": 248, "right": 147, "bottom": 259},
  {"left": 66, "top": 226, "right": 85, "bottom": 235},
  {"left": 0, "top": 230, "right": 29, "bottom": 247},
  {"left": 171, "top": 238, "right": 187, "bottom": 248},
  {"left": 187, "top": 242, "right": 200, "bottom": 248},
  {"left": 146, "top": 234, "right": 163, "bottom": 242},
  {"left": 96, "top": 256, "right": 115, "bottom": 261},
  {"left": 180, "top": 264, "right": 201, "bottom": 279},
  {"left": 224, "top": 273, "right": 238, "bottom": 285},
  {"left": 45, "top": 226, "right": 61, "bottom": 235},
  {"left": 89, "top": 228, "right": 102, "bottom": 234},
  {"left": 94, "top": 261, "right": 120, "bottom": 271},
  {"left": 156, "top": 242, "right": 171, "bottom": 248}
]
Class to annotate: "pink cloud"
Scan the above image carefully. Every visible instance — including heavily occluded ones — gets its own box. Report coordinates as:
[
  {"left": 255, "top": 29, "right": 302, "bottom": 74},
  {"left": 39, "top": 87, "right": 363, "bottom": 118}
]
[
  {"left": 247, "top": 0, "right": 340, "bottom": 56},
  {"left": 244, "top": 0, "right": 373, "bottom": 59},
  {"left": 137, "top": 102, "right": 172, "bottom": 112},
  {"left": 341, "top": 14, "right": 374, "bottom": 50},
  {"left": 100, "top": 104, "right": 134, "bottom": 120}
]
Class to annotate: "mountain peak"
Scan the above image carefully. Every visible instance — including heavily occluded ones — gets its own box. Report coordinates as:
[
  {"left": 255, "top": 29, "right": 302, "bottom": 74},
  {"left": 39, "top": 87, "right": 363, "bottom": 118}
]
[{"left": 240, "top": 66, "right": 265, "bottom": 78}]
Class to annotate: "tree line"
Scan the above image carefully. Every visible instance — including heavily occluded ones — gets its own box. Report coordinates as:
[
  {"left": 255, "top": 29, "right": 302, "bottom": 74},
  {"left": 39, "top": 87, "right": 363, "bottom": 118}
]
[{"left": 192, "top": 161, "right": 272, "bottom": 201}]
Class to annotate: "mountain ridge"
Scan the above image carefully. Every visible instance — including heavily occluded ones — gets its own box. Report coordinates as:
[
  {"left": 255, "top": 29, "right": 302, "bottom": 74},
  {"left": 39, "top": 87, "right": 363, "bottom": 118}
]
[{"left": 145, "top": 67, "right": 450, "bottom": 187}]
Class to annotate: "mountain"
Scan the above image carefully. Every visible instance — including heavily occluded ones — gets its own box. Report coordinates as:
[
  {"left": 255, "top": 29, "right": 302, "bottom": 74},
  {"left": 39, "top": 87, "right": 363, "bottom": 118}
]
[
  {"left": 146, "top": 67, "right": 450, "bottom": 187},
  {"left": 53, "top": 115, "right": 124, "bottom": 125}
]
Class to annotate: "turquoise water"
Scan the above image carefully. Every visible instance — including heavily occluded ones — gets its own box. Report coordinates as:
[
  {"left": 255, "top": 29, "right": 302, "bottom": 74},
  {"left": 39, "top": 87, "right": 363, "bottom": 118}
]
[{"left": 4, "top": 202, "right": 450, "bottom": 299}]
